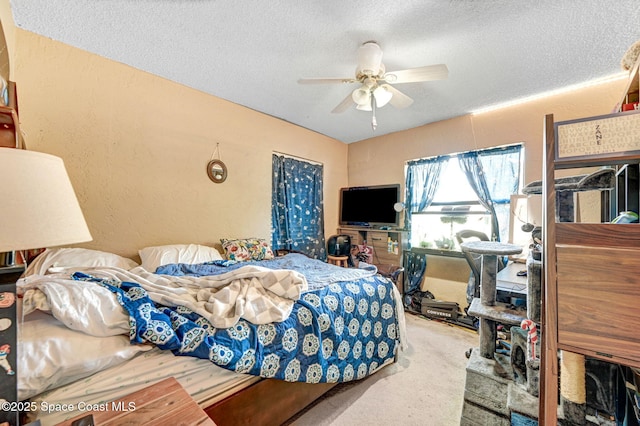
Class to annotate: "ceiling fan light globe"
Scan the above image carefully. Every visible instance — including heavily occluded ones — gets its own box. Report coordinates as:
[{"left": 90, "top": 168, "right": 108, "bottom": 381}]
[
  {"left": 356, "top": 103, "right": 372, "bottom": 112},
  {"left": 373, "top": 86, "right": 393, "bottom": 108},
  {"left": 351, "top": 87, "right": 371, "bottom": 106},
  {"left": 357, "top": 41, "right": 383, "bottom": 76}
]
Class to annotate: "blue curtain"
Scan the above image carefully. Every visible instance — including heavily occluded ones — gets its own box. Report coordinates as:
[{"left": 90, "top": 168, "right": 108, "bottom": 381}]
[
  {"left": 478, "top": 145, "right": 522, "bottom": 242},
  {"left": 404, "top": 157, "right": 446, "bottom": 235},
  {"left": 402, "top": 251, "right": 428, "bottom": 309},
  {"left": 271, "top": 154, "right": 326, "bottom": 260},
  {"left": 457, "top": 152, "right": 499, "bottom": 240},
  {"left": 458, "top": 145, "right": 522, "bottom": 242}
]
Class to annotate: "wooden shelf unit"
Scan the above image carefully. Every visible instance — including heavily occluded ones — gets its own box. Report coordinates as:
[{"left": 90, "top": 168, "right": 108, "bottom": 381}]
[
  {"left": 0, "top": 82, "right": 21, "bottom": 149},
  {"left": 617, "top": 53, "right": 640, "bottom": 112},
  {"left": 615, "top": 163, "right": 640, "bottom": 215},
  {"left": 540, "top": 113, "right": 640, "bottom": 425},
  {"left": 336, "top": 226, "right": 408, "bottom": 267}
]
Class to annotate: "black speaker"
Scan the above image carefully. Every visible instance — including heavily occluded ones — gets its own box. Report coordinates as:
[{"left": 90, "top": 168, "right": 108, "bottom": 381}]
[{"left": 327, "top": 235, "right": 351, "bottom": 256}]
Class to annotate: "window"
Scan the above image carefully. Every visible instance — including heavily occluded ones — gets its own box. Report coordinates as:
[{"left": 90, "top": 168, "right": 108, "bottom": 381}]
[
  {"left": 405, "top": 144, "right": 522, "bottom": 253},
  {"left": 410, "top": 158, "right": 492, "bottom": 250}
]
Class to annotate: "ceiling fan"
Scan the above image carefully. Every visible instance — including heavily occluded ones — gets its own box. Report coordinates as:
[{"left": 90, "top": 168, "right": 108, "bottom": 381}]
[{"left": 298, "top": 41, "right": 448, "bottom": 129}]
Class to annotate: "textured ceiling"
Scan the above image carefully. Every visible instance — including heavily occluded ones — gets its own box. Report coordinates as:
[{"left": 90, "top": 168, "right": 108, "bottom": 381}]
[{"left": 9, "top": 1, "right": 640, "bottom": 143}]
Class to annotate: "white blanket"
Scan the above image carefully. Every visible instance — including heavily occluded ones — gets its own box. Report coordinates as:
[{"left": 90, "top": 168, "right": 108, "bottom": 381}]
[{"left": 19, "top": 265, "right": 308, "bottom": 330}]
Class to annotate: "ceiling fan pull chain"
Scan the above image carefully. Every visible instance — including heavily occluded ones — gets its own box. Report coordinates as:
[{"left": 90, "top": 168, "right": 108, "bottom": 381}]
[{"left": 371, "top": 96, "right": 377, "bottom": 131}]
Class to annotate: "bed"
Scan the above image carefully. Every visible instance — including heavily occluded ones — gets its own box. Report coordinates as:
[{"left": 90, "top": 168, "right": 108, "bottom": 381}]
[{"left": 16, "top": 244, "right": 407, "bottom": 425}]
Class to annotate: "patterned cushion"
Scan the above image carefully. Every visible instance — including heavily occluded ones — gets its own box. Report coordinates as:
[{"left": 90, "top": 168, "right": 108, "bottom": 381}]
[{"left": 220, "top": 238, "right": 275, "bottom": 262}]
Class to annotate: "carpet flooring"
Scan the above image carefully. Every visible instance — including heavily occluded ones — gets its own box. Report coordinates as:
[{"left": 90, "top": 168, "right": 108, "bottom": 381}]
[{"left": 287, "top": 312, "right": 479, "bottom": 426}]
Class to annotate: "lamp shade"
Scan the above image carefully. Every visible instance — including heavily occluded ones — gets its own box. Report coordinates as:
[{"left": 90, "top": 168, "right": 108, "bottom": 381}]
[
  {"left": 351, "top": 86, "right": 371, "bottom": 106},
  {"left": 0, "top": 149, "right": 92, "bottom": 252},
  {"left": 373, "top": 85, "right": 393, "bottom": 108}
]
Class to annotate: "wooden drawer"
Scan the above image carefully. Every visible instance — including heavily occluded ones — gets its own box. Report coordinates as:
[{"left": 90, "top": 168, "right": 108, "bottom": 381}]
[
  {"left": 336, "top": 228, "right": 363, "bottom": 245},
  {"left": 557, "top": 244, "right": 640, "bottom": 367}
]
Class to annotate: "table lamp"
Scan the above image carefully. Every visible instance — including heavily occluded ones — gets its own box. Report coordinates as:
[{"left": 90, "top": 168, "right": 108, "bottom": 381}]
[
  {"left": 0, "top": 148, "right": 92, "bottom": 252},
  {"left": 0, "top": 148, "right": 92, "bottom": 424}
]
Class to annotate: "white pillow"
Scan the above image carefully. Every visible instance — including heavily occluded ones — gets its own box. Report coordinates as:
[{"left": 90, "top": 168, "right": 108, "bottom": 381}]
[
  {"left": 138, "top": 244, "right": 223, "bottom": 272},
  {"left": 24, "top": 248, "right": 139, "bottom": 276},
  {"left": 18, "top": 306, "right": 152, "bottom": 400}
]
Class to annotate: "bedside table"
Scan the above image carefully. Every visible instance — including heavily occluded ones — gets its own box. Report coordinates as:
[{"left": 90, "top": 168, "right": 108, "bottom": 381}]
[
  {"left": 57, "top": 377, "right": 216, "bottom": 426},
  {"left": 0, "top": 264, "right": 23, "bottom": 426},
  {"left": 0, "top": 264, "right": 24, "bottom": 285}
]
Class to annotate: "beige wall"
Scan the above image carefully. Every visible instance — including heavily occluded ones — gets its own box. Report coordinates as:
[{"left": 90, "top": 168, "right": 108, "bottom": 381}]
[
  {"left": 348, "top": 80, "right": 626, "bottom": 188},
  {"left": 8, "top": 26, "right": 348, "bottom": 260}
]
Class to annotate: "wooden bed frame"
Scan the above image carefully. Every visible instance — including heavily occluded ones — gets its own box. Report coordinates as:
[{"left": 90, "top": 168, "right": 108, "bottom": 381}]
[
  {"left": 204, "top": 353, "right": 399, "bottom": 425},
  {"left": 204, "top": 378, "right": 336, "bottom": 426},
  {"left": 52, "top": 376, "right": 334, "bottom": 426}
]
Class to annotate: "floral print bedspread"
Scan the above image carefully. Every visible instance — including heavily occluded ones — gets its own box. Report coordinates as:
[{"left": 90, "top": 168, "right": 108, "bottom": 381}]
[{"left": 73, "top": 272, "right": 400, "bottom": 384}]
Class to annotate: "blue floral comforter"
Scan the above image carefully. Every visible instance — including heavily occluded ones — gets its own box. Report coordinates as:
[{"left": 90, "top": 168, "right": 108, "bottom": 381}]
[
  {"left": 155, "top": 253, "right": 379, "bottom": 291},
  {"left": 73, "top": 256, "right": 401, "bottom": 384}
]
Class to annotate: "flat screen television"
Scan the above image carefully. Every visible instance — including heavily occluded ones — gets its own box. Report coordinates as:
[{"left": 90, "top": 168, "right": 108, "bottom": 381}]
[{"left": 339, "top": 184, "right": 400, "bottom": 227}]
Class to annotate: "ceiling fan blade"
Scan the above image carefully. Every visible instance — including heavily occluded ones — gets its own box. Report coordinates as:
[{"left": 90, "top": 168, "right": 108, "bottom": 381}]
[
  {"left": 331, "top": 92, "right": 355, "bottom": 113},
  {"left": 383, "top": 64, "right": 448, "bottom": 84},
  {"left": 298, "top": 77, "right": 357, "bottom": 84},
  {"left": 383, "top": 84, "right": 414, "bottom": 109}
]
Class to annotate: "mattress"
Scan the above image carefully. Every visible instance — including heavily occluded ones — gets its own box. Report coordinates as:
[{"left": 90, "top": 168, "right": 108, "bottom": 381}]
[
  {"left": 16, "top": 254, "right": 407, "bottom": 425},
  {"left": 19, "top": 303, "right": 258, "bottom": 426}
]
